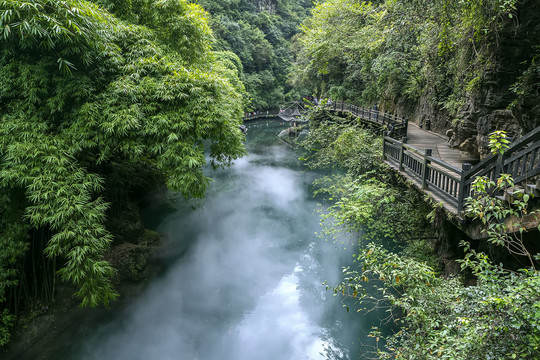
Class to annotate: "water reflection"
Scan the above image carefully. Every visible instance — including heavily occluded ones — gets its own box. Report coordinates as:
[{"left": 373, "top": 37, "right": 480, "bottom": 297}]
[{"left": 74, "top": 119, "right": 376, "bottom": 360}]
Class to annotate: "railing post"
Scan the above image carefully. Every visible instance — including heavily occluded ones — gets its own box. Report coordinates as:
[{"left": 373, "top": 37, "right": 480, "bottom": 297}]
[
  {"left": 399, "top": 137, "right": 408, "bottom": 171},
  {"left": 457, "top": 163, "right": 472, "bottom": 215},
  {"left": 422, "top": 149, "right": 432, "bottom": 189},
  {"left": 403, "top": 117, "right": 408, "bottom": 138},
  {"left": 382, "top": 136, "right": 387, "bottom": 160}
]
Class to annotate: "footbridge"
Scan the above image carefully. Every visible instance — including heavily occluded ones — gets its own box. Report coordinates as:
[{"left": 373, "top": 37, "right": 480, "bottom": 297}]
[
  {"left": 243, "top": 102, "right": 540, "bottom": 219},
  {"left": 243, "top": 101, "right": 309, "bottom": 122}
]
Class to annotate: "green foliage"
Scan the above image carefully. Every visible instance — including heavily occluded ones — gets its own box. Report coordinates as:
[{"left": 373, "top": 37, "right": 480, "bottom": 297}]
[
  {"left": 314, "top": 175, "right": 427, "bottom": 245},
  {"left": 0, "top": 0, "right": 246, "bottom": 315},
  {"left": 300, "top": 111, "right": 430, "bottom": 246},
  {"left": 300, "top": 113, "right": 383, "bottom": 176},
  {"left": 465, "top": 173, "right": 536, "bottom": 267},
  {"left": 294, "top": 0, "right": 518, "bottom": 112},
  {"left": 0, "top": 308, "right": 13, "bottom": 346},
  {"left": 328, "top": 129, "right": 540, "bottom": 359},
  {"left": 401, "top": 237, "right": 441, "bottom": 272},
  {"left": 0, "top": 191, "right": 27, "bottom": 346},
  {"left": 333, "top": 243, "right": 540, "bottom": 359},
  {"left": 197, "top": 0, "right": 313, "bottom": 109},
  {"left": 465, "top": 130, "right": 537, "bottom": 268},
  {"left": 509, "top": 45, "right": 540, "bottom": 119},
  {"left": 489, "top": 130, "right": 511, "bottom": 155}
]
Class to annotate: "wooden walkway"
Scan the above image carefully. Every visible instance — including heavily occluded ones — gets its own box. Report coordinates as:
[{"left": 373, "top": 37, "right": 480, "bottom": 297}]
[
  {"left": 322, "top": 102, "right": 538, "bottom": 215},
  {"left": 384, "top": 126, "right": 540, "bottom": 216},
  {"left": 405, "top": 123, "right": 476, "bottom": 168},
  {"left": 382, "top": 123, "right": 476, "bottom": 214},
  {"left": 243, "top": 102, "right": 540, "bottom": 217}
]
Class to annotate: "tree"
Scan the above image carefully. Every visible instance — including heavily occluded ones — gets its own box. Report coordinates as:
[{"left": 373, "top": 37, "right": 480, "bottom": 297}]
[
  {"left": 294, "top": 0, "right": 518, "bottom": 111},
  {"left": 0, "top": 0, "right": 246, "bottom": 337},
  {"left": 466, "top": 132, "right": 537, "bottom": 269},
  {"left": 300, "top": 110, "right": 432, "bottom": 247},
  {"left": 197, "top": 0, "right": 313, "bottom": 109},
  {"left": 334, "top": 243, "right": 540, "bottom": 359}
]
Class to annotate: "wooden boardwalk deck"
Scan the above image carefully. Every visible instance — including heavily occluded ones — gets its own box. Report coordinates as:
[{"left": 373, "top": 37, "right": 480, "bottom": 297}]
[
  {"left": 243, "top": 103, "right": 540, "bottom": 217},
  {"left": 383, "top": 124, "right": 476, "bottom": 215},
  {"left": 405, "top": 123, "right": 477, "bottom": 168},
  {"left": 385, "top": 123, "right": 479, "bottom": 215}
]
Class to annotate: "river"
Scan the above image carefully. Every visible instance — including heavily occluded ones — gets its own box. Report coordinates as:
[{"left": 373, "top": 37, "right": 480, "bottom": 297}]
[{"left": 13, "top": 119, "right": 382, "bottom": 359}]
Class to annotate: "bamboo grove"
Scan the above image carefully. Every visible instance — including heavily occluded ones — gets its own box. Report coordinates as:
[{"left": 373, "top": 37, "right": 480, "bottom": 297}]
[{"left": 0, "top": 0, "right": 247, "bottom": 344}]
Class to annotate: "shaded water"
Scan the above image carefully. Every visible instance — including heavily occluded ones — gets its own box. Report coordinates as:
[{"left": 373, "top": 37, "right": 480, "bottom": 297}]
[{"left": 36, "top": 120, "right": 381, "bottom": 359}]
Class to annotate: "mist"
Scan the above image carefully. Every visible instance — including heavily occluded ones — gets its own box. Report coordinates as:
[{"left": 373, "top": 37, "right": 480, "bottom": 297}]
[{"left": 75, "top": 125, "right": 364, "bottom": 360}]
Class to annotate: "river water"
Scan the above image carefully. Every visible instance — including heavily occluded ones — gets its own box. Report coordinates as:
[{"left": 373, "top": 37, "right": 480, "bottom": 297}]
[{"left": 32, "top": 119, "right": 381, "bottom": 359}]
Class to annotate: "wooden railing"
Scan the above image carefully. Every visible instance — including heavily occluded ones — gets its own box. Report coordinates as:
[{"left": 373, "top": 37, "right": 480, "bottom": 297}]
[
  {"left": 242, "top": 102, "right": 409, "bottom": 140},
  {"left": 327, "top": 101, "right": 408, "bottom": 139},
  {"left": 383, "top": 137, "right": 465, "bottom": 212},
  {"left": 383, "top": 126, "right": 540, "bottom": 214},
  {"left": 243, "top": 102, "right": 539, "bottom": 215}
]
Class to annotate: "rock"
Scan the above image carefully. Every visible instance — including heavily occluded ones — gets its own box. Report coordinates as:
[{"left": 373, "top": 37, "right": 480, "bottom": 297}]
[
  {"left": 105, "top": 229, "right": 160, "bottom": 282},
  {"left": 476, "top": 109, "right": 522, "bottom": 158},
  {"left": 107, "top": 200, "right": 145, "bottom": 245},
  {"left": 278, "top": 129, "right": 290, "bottom": 138},
  {"left": 441, "top": 257, "right": 461, "bottom": 277},
  {"left": 458, "top": 137, "right": 477, "bottom": 155},
  {"left": 139, "top": 229, "right": 160, "bottom": 246},
  {"left": 106, "top": 242, "right": 151, "bottom": 282},
  {"left": 393, "top": 0, "right": 540, "bottom": 157}
]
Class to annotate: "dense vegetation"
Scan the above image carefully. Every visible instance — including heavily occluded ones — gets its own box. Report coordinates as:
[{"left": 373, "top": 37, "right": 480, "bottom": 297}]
[
  {"left": 0, "top": 0, "right": 246, "bottom": 345},
  {"left": 301, "top": 110, "right": 435, "bottom": 256},
  {"left": 293, "top": 0, "right": 540, "bottom": 159},
  {"left": 1, "top": 0, "right": 539, "bottom": 355},
  {"left": 294, "top": 0, "right": 520, "bottom": 109},
  {"left": 195, "top": 0, "right": 313, "bottom": 109},
  {"left": 303, "top": 110, "right": 540, "bottom": 359},
  {"left": 295, "top": 1, "right": 540, "bottom": 357}
]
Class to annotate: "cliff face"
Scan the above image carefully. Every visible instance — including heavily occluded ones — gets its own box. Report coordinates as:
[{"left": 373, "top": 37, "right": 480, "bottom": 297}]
[
  {"left": 411, "top": 1, "right": 540, "bottom": 159},
  {"left": 255, "top": 0, "right": 277, "bottom": 13}
]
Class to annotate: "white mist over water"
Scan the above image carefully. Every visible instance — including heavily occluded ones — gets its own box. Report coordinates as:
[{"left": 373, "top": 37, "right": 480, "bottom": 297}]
[{"left": 75, "top": 125, "right": 365, "bottom": 360}]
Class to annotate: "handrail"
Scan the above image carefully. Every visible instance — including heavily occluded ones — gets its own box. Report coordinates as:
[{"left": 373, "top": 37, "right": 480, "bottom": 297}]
[
  {"left": 243, "top": 108, "right": 280, "bottom": 121},
  {"left": 463, "top": 127, "right": 540, "bottom": 179},
  {"left": 383, "top": 136, "right": 464, "bottom": 210},
  {"left": 384, "top": 126, "right": 540, "bottom": 215},
  {"left": 325, "top": 101, "right": 409, "bottom": 139},
  {"left": 243, "top": 102, "right": 409, "bottom": 140},
  {"left": 244, "top": 102, "right": 539, "bottom": 216}
]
